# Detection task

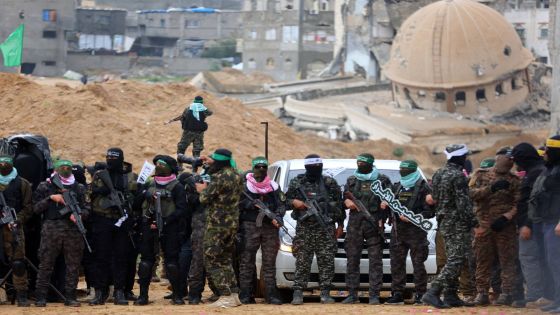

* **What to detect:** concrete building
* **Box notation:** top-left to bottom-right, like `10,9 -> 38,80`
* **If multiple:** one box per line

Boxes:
71,7 -> 131,53
505,0 -> 550,63
384,0 -> 533,116
0,0 -> 76,76
92,0 -> 243,11
241,0 -> 335,81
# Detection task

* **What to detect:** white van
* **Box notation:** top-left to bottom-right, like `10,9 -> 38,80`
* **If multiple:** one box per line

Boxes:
255,159 -> 438,301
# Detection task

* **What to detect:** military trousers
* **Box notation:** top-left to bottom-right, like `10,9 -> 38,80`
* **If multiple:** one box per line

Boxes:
188,209 -> 217,298
1,225 -> 27,291
390,224 -> 429,295
177,130 -> 204,156
204,223 -> 238,296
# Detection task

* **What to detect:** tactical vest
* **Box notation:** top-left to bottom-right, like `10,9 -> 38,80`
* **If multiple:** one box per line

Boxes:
394,179 -> 425,214
0,176 -> 23,213
45,182 -> 79,221
92,171 -> 136,218
347,175 -> 388,213
142,180 -> 180,218
530,165 -> 560,223
292,175 -> 336,221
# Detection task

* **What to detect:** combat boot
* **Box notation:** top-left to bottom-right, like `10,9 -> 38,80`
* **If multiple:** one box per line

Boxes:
35,295 -> 47,307
89,287 -> 107,305
368,294 -> 380,305
291,289 -> 303,305
414,293 -> 424,305
16,290 -> 30,307
209,294 -> 241,308
114,289 -> 129,305
188,296 -> 201,305
134,284 -> 149,306
125,290 -> 138,301
239,288 -> 256,304
443,290 -> 475,307
320,289 -> 335,304
421,285 -> 448,309
474,293 -> 490,306
341,289 -> 359,304
64,292 -> 81,307
494,293 -> 513,306
386,291 -> 404,305
265,286 -> 283,305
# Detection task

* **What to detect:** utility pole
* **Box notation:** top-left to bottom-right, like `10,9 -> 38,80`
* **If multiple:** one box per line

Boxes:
297,0 -> 305,79
261,121 -> 269,160
551,0 -> 560,135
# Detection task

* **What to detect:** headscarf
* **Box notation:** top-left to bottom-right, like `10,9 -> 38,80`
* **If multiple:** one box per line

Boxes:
190,96 -> 208,121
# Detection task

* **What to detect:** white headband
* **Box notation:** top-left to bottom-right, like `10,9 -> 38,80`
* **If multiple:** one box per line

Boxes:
304,157 -> 322,165
444,145 -> 469,160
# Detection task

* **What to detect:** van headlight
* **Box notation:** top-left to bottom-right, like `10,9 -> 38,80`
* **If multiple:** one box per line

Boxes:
279,228 -> 293,253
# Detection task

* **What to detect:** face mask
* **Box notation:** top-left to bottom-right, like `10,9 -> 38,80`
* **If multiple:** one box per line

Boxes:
0,164 -> 13,176
305,164 -> 323,180
106,158 -> 123,171
399,168 -> 415,177
357,163 -> 373,174
516,171 -> 526,178
253,166 -> 267,181
58,167 -> 73,178
155,165 -> 171,177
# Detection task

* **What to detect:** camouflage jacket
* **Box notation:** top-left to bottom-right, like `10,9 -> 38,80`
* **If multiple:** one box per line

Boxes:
469,168 -> 519,229
344,174 -> 392,217
200,167 -> 243,229
286,175 -> 344,226
432,162 -> 477,229
0,176 -> 33,225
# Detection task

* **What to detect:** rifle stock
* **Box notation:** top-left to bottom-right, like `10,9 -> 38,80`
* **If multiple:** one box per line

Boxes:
297,187 -> 332,234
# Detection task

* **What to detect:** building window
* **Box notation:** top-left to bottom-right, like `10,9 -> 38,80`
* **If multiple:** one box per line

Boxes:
321,0 -> 329,10
186,20 -> 200,28
42,30 -> 57,38
42,61 -> 56,66
495,83 -> 504,96
282,26 -> 298,43
515,27 -> 526,45
540,28 -> 548,39
504,45 -> 511,56
476,88 -> 487,102
265,29 -> 277,40
160,19 -> 166,27
454,91 -> 466,106
511,77 -> 523,90
394,85 -> 399,94
42,9 -> 57,22
266,57 -> 275,69
284,58 -> 293,69
248,58 -> 256,69
435,92 -> 446,102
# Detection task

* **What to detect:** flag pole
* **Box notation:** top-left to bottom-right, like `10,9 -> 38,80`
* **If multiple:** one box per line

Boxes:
19,11 -> 24,74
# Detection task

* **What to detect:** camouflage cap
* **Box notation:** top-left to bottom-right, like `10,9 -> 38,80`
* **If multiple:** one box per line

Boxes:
0,156 -> 13,165
496,146 -> 513,156
480,157 -> 495,168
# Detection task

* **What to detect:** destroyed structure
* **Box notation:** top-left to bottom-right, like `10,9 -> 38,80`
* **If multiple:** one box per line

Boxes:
383,0 -> 534,116
241,0 -> 335,81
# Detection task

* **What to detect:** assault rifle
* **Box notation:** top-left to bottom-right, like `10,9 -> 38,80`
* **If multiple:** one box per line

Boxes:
344,191 -> 378,228
164,114 -> 182,125
153,191 -> 164,237
297,187 -> 332,234
242,191 -> 293,240
0,191 -> 19,244
52,175 -> 93,253
97,170 -> 136,248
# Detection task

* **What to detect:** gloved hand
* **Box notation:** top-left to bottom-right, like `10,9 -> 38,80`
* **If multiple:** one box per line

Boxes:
490,215 -> 510,232
491,180 -> 510,193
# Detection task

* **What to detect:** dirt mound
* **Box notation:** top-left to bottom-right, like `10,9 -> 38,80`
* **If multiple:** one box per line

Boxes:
211,68 -> 276,85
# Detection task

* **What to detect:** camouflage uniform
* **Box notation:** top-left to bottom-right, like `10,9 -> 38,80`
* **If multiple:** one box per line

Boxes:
390,178 -> 434,296
469,168 -> 520,295
430,162 -> 477,294
177,108 -> 213,157
343,175 -> 391,296
238,182 -> 286,301
188,206 -> 218,300
286,175 -> 343,291
0,176 -> 33,293
32,180 -> 88,300
200,167 -> 243,296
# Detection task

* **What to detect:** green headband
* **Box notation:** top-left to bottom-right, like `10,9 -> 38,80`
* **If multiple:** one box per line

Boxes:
480,158 -> 495,168
211,153 -> 238,169
0,156 -> 13,165
400,160 -> 418,170
156,159 -> 171,170
252,157 -> 268,168
357,155 -> 374,164
54,159 -> 73,169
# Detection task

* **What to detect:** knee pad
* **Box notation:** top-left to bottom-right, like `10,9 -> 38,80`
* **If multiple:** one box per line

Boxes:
165,263 -> 179,278
138,261 -> 153,279
12,259 -> 26,277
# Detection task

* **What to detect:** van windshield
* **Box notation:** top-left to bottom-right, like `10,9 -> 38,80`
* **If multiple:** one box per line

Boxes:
286,168 -> 401,187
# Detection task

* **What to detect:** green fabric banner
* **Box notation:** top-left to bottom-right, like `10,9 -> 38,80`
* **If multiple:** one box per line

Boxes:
0,24 -> 24,67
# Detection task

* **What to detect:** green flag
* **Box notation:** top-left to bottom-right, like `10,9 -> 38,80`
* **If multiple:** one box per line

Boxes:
0,24 -> 24,67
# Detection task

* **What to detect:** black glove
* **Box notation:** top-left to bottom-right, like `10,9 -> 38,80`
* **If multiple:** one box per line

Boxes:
490,180 -> 510,193
92,186 -> 111,196
490,215 -> 509,232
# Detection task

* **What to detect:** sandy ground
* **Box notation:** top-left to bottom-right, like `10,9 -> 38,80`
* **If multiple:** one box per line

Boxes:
0,279 -> 545,315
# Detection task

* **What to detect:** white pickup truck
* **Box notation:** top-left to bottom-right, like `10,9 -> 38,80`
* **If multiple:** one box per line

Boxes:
255,159 -> 438,301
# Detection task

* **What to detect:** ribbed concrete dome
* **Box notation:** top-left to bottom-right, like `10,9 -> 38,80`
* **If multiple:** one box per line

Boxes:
384,0 -> 533,89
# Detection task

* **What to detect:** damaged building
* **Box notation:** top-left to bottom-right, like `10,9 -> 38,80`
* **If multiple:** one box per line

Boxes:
241,0 -> 336,81
383,0 -> 534,115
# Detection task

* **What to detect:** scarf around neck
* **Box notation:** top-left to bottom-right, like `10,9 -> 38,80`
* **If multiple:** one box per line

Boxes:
353,167 -> 379,182
189,102 -> 208,121
49,172 -> 76,186
0,168 -> 18,186
246,173 -> 278,194
400,170 -> 421,189
154,174 -> 177,186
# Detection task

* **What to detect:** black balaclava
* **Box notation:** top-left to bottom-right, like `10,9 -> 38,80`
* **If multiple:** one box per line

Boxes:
512,142 -> 542,171
357,153 -> 374,174
106,147 -> 124,172
449,155 -> 467,168
207,148 -> 232,175
545,135 -> 560,165
153,155 -> 178,176
304,154 -> 323,182
72,164 -> 87,185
